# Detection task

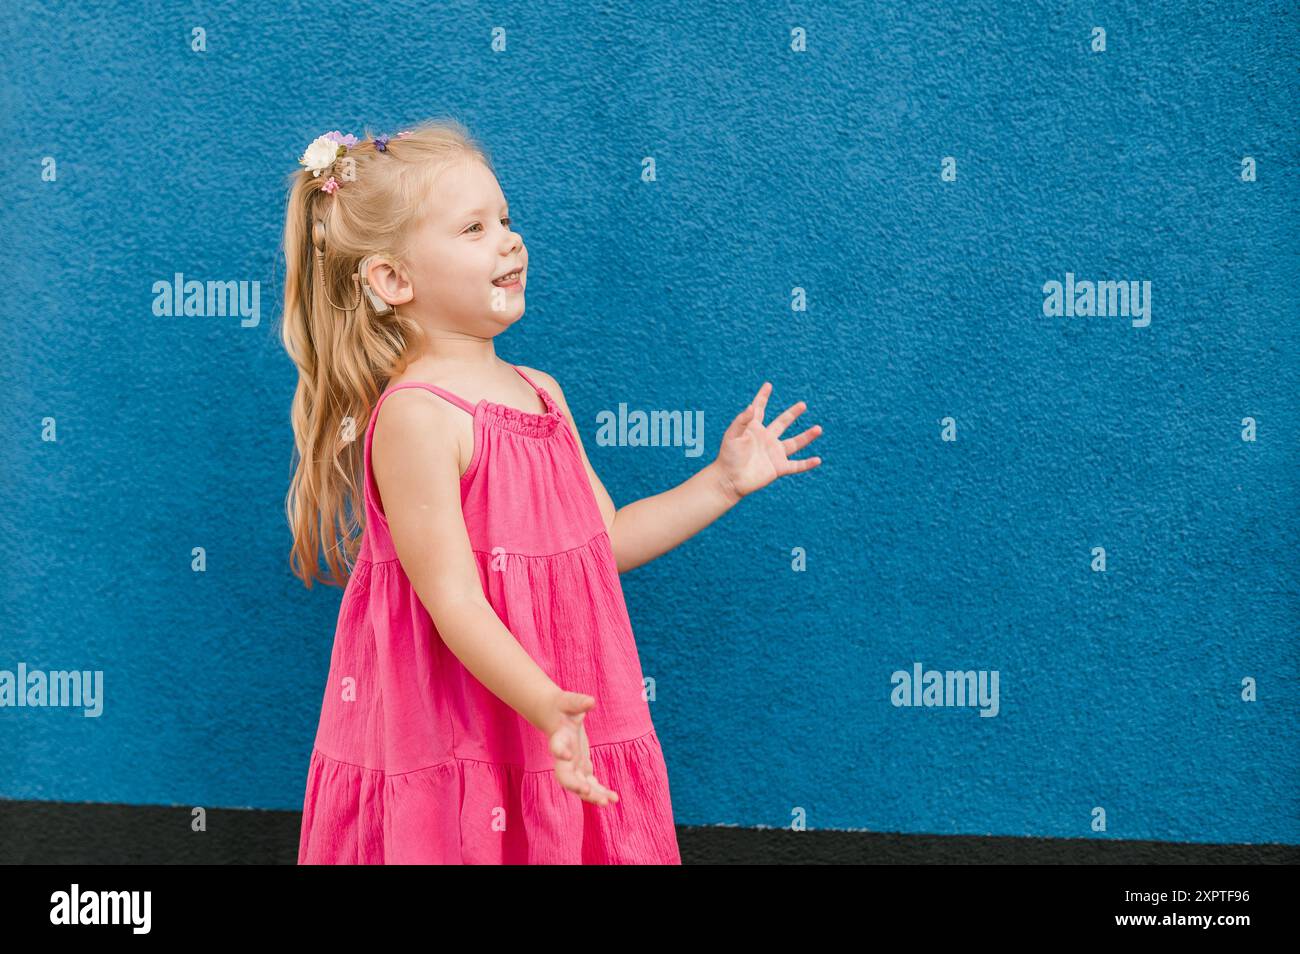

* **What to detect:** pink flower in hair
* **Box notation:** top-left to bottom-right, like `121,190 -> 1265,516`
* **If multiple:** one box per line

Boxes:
323,130 -> 359,148
321,176 -> 340,194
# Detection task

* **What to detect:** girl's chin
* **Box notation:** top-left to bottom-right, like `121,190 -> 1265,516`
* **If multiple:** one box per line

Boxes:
487,300 -> 525,322
488,287 -> 525,309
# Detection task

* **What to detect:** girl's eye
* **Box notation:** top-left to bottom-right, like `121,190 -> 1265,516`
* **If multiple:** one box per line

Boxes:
466,217 -> 513,234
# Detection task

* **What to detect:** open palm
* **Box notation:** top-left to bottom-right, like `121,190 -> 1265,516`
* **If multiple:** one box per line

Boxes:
714,381 -> 823,500
548,698 -> 619,807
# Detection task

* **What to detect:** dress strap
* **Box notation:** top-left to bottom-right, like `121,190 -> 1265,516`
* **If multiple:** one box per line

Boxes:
509,364 -> 546,401
379,381 -> 478,416
362,382 -> 476,525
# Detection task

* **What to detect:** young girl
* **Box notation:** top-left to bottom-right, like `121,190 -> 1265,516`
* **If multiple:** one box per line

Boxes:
282,119 -> 824,865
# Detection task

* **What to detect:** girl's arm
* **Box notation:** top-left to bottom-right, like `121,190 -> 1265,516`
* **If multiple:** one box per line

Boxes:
605,463 -> 739,573
372,390 -> 564,730
530,370 -> 823,575
374,391 -> 620,806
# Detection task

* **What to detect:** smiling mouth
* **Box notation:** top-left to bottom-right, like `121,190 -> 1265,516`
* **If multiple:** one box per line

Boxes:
491,270 -> 523,287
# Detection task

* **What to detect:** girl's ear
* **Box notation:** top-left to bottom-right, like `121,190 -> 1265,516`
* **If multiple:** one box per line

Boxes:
358,256 -> 397,316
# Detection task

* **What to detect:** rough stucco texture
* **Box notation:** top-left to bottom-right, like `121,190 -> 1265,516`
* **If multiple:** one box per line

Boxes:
1,1 -> 1296,846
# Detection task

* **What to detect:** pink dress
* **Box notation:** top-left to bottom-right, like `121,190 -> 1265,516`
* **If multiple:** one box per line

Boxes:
297,363 -> 682,864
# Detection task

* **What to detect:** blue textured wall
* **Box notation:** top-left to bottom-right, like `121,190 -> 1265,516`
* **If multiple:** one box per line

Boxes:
2,1 -> 1296,846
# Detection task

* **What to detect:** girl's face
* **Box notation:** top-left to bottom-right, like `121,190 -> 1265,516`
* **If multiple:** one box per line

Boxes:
399,158 -> 528,333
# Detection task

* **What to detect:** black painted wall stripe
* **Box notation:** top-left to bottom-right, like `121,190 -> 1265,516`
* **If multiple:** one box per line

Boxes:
1,800 -> 1295,864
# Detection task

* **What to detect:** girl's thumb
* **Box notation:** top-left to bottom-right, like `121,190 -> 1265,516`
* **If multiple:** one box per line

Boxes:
562,691 -> 596,712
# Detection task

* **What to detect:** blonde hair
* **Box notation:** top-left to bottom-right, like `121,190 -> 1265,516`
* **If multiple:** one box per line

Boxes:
279,117 -> 494,589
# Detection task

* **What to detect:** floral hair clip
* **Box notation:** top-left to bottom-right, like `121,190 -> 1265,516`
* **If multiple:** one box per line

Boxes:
374,129 -> 414,153
299,130 -> 358,178
300,128 -> 415,193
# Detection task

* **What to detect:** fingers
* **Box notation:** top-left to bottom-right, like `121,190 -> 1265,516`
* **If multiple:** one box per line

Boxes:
725,402 -> 756,440
781,422 -> 823,455
554,761 -> 620,805
768,399 -> 809,435
751,381 -> 771,424
745,384 -> 823,443
783,454 -> 822,474
580,776 -> 619,805
571,769 -> 618,805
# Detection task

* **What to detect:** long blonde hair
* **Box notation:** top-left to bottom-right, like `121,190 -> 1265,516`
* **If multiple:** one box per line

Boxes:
279,117 -> 494,589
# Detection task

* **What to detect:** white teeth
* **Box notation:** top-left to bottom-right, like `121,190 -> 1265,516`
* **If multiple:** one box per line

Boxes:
494,271 -> 520,284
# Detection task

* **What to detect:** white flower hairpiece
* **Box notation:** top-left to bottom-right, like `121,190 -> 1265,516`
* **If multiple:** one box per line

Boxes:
299,130 -> 358,177
297,128 -> 413,194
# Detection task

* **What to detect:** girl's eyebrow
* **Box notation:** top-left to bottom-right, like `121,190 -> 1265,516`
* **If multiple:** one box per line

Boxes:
457,203 -> 509,217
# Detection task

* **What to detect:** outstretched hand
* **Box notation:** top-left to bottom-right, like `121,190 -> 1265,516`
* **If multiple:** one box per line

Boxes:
547,690 -> 620,807
713,381 -> 824,501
